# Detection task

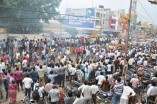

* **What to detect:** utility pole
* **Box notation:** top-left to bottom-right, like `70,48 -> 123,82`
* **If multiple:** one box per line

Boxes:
124,0 -> 133,72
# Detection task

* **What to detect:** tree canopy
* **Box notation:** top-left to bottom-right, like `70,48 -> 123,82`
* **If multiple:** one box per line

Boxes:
0,0 -> 62,34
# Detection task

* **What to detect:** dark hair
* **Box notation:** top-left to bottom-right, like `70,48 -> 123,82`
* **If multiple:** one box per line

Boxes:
152,82 -> 156,86
84,80 -> 88,85
50,71 -> 53,74
105,76 -> 108,80
27,74 -> 30,77
117,77 -> 121,83
100,72 -> 103,75
12,80 -> 16,84
39,65 -> 42,69
68,90 -> 73,97
32,67 -> 35,71
128,82 -> 132,87
76,91 -> 81,98
16,67 -> 19,70
47,78 -> 51,83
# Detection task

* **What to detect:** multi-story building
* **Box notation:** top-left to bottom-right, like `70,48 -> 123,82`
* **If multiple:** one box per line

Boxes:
64,7 -> 111,34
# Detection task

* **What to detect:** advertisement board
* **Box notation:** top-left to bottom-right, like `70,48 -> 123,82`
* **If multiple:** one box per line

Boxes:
65,8 -> 95,28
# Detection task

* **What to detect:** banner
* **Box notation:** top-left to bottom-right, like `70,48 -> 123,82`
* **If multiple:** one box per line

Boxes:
65,8 -> 95,28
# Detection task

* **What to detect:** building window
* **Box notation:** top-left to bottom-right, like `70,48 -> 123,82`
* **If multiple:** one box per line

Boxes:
111,19 -> 116,24
96,13 -> 100,17
96,20 -> 100,25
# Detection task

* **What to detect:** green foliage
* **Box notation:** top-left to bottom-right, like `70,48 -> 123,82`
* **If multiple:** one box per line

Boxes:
65,28 -> 78,36
0,0 -> 62,34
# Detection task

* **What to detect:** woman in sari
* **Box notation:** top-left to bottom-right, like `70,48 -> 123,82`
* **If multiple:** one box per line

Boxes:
9,80 -> 17,104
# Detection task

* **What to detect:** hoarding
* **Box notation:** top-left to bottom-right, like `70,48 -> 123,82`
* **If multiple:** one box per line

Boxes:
65,8 -> 95,28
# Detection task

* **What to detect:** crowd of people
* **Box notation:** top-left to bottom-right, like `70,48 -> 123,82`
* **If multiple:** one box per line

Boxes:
0,36 -> 157,104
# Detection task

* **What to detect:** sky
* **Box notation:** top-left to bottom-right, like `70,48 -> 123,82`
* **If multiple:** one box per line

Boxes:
59,0 -> 157,26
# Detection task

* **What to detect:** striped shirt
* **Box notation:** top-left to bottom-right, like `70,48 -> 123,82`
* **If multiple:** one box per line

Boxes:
114,82 -> 124,95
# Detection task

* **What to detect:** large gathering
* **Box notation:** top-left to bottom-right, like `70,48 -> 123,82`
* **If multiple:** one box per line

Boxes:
0,35 -> 157,104
0,0 -> 157,104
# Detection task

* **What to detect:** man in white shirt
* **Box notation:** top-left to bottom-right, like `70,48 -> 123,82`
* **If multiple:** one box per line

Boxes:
1,60 -> 5,70
96,72 -> 105,86
128,57 -> 135,70
120,83 -> 135,104
69,64 -> 76,82
82,83 -> 92,104
73,91 -> 86,104
23,74 -> 33,98
65,48 -> 70,61
22,57 -> 28,68
90,82 -> 99,104
154,63 -> 157,72
147,82 -> 157,103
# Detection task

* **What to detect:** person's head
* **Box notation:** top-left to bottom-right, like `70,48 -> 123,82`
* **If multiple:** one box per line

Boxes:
2,69 -> 5,73
76,91 -> 81,98
16,67 -> 19,71
47,64 -> 51,67
128,82 -> 132,87
32,67 -> 35,71
117,77 -> 121,83
105,76 -> 108,80
39,65 -> 42,69
72,64 -> 75,68
27,64 -> 30,67
12,80 -> 16,84
84,80 -> 88,85
47,78 -> 51,83
4,72 -> 7,76
68,90 -> 73,97
151,81 -> 156,86
52,85 -> 58,89
100,72 -> 103,75
27,74 -> 30,77
50,71 -> 53,74
155,72 -> 157,77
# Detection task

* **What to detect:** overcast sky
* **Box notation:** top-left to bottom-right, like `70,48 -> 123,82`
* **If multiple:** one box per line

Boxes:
59,0 -> 157,26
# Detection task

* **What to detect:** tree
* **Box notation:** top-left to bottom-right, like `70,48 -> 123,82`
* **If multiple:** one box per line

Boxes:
0,0 -> 62,33
65,28 -> 78,36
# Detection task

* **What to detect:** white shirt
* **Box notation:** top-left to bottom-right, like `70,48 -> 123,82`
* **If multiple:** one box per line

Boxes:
107,64 -> 112,72
22,60 -> 28,67
78,84 -> 86,97
23,77 -> 33,89
35,65 -> 40,72
1,62 -> 5,69
90,85 -> 99,94
143,60 -> 148,66
96,75 -> 105,85
147,86 -> 157,96
69,67 -> 76,75
82,85 -> 92,99
128,58 -> 135,65
154,66 -> 157,71
121,86 -> 135,100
